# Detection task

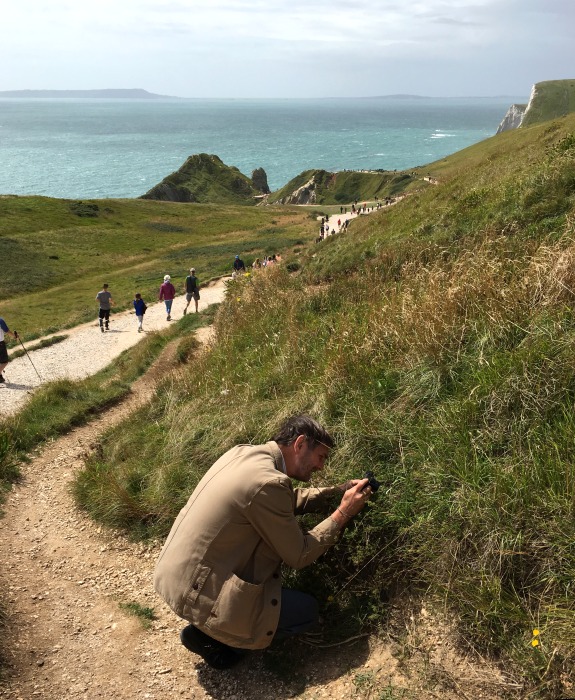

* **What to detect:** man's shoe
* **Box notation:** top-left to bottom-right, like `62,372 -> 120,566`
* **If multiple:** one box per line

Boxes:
183,308 -> 187,316
180,624 -> 244,670
100,326 -> 104,333
0,374 -> 5,383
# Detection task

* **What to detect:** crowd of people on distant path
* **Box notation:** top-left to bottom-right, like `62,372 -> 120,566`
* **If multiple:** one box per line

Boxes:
317,196 -> 402,242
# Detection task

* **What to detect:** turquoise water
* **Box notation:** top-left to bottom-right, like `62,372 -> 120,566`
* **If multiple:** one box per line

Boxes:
0,97 -> 523,199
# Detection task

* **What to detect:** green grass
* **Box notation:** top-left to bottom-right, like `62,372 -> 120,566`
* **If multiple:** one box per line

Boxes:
142,153 -> 260,204
268,169 -> 417,205
72,113 -> 575,696
118,601 -> 156,629
0,197 -> 311,340
521,79 -> 575,128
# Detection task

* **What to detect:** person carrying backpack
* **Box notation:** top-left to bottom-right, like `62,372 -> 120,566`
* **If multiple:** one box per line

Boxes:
133,293 -> 147,332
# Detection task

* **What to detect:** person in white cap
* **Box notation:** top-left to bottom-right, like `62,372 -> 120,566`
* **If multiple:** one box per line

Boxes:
159,274 -> 176,321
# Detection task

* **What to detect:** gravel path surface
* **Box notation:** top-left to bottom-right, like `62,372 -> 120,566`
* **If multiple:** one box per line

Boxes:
0,278 -> 229,416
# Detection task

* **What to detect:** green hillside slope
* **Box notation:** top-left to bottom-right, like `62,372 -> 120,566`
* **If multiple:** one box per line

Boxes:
521,79 -> 575,127
75,113 -> 575,694
0,196 -> 310,336
268,168 -> 420,205
141,153 -> 262,204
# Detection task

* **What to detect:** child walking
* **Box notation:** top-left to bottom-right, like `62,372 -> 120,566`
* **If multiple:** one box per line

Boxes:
133,293 -> 147,332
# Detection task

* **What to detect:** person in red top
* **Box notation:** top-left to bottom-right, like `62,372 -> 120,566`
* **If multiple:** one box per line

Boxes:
159,274 -> 176,321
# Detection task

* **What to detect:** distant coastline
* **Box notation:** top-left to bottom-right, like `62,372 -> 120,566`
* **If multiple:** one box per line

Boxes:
0,88 -> 176,99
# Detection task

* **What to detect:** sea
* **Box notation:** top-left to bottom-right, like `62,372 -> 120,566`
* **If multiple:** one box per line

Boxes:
0,96 -> 525,200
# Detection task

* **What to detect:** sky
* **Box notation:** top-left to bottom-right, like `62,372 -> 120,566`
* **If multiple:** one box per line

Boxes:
1,0 -> 573,98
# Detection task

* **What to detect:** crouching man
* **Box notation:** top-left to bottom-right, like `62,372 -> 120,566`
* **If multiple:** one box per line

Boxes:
154,414 -> 371,669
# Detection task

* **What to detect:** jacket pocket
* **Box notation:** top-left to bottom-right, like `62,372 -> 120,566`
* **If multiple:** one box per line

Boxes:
205,573 -> 264,639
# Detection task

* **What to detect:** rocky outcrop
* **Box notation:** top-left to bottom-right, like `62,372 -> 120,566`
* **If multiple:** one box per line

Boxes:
496,104 -> 527,134
277,176 -> 318,205
251,168 -> 270,194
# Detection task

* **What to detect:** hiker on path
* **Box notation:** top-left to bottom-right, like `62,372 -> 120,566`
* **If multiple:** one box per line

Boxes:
0,316 -> 18,383
96,284 -> 114,333
232,255 -> 246,279
183,268 -> 200,315
154,414 -> 372,670
133,293 -> 147,333
159,275 -> 176,321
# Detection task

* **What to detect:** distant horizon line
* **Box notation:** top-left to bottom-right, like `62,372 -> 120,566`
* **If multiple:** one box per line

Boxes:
0,88 -> 528,101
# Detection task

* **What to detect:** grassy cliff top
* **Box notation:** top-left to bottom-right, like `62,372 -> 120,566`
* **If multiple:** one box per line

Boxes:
521,79 -> 575,127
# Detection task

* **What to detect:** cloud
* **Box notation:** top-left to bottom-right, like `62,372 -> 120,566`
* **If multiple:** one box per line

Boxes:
0,0 -> 572,96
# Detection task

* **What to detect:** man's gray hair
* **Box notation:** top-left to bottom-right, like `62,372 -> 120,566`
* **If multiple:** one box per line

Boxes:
272,414 -> 334,449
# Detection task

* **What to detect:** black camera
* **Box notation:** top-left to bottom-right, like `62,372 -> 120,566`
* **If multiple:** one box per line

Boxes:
362,471 -> 381,493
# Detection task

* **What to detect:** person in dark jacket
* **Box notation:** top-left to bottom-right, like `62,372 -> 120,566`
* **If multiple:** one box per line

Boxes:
183,268 -> 200,315
0,316 -> 18,383
232,255 -> 246,278
133,293 -> 147,332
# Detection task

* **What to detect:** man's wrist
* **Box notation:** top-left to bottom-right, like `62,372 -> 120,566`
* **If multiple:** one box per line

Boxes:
331,506 -> 352,529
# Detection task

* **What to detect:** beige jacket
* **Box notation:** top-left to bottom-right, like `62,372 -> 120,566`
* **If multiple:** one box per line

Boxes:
153,441 -> 341,649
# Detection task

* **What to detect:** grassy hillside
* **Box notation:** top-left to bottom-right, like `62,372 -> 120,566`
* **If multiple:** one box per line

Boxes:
522,79 -> 575,128
141,153 -> 261,204
0,196 -> 311,339
268,168 -> 421,205
74,113 -> 575,695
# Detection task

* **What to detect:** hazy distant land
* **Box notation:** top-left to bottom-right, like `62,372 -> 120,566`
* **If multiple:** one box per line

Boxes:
0,89 -> 175,99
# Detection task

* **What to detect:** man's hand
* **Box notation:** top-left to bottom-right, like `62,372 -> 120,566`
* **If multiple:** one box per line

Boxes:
340,479 -> 371,517
331,479 -> 371,528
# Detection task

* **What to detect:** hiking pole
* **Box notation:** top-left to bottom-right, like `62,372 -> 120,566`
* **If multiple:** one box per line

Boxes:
16,333 -> 43,382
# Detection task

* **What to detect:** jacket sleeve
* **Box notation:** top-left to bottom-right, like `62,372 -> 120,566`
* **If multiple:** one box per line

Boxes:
246,479 -> 341,570
294,486 -> 341,514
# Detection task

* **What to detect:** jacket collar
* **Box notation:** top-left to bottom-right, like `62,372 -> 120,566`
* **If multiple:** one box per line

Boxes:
266,441 -> 286,474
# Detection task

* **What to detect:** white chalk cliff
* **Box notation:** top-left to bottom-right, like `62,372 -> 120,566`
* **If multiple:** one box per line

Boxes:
496,103 -> 528,134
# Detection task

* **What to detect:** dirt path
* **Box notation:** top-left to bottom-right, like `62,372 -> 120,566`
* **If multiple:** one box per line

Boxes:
0,278 -> 229,416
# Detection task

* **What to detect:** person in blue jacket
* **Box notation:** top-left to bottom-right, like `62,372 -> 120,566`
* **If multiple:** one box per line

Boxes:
133,293 -> 147,333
